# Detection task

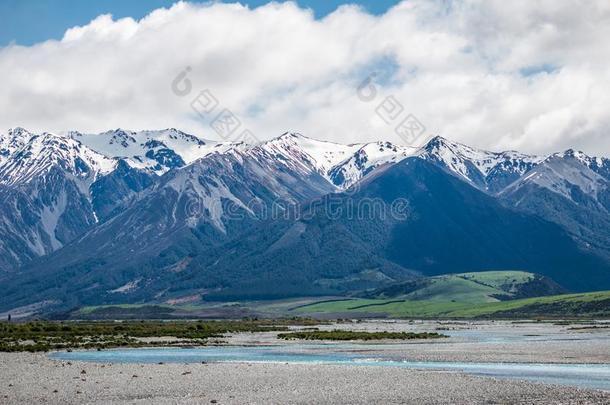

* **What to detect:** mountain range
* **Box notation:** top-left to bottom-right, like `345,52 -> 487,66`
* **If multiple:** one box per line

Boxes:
1,127 -> 610,315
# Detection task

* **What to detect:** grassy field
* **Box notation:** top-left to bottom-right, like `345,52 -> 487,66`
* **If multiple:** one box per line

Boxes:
399,274 -> 513,303
76,304 -> 176,315
72,290 -> 610,320
364,270 -> 559,303
72,297 -> 332,320
37,272 -> 609,321
457,271 -> 533,289
0,319 -> 322,352
294,290 -> 610,319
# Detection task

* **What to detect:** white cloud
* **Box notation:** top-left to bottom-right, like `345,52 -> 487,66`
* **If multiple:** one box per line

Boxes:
1,0 -> 610,156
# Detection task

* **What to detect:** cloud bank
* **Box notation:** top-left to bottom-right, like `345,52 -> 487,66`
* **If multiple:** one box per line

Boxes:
2,0 -> 610,155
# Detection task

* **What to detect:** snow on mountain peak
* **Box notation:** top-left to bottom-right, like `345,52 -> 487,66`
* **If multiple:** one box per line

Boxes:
1,127 -> 36,165
268,132 -> 360,170
70,128 -> 230,175
7,126 -> 608,201
502,150 -> 608,202
255,132 -> 422,189
555,149 -> 596,166
7,127 -> 33,138
422,136 -> 499,175
543,150 -> 610,179
328,141 -> 417,188
418,135 -> 543,190
253,132 -> 362,183
0,130 -> 115,186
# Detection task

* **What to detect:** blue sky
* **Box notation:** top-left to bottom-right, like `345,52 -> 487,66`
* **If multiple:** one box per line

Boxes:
0,0 -> 399,46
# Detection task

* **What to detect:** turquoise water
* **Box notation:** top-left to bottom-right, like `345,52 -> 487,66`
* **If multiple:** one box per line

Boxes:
51,346 -> 610,391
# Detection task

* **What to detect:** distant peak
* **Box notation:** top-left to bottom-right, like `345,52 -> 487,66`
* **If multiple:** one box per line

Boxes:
422,135 -> 466,152
8,127 -> 32,137
161,128 -> 191,136
555,148 -> 590,161
66,130 -> 83,137
105,128 -> 135,136
555,148 -> 584,157
276,131 -> 308,140
565,148 -> 588,156
427,135 -> 449,144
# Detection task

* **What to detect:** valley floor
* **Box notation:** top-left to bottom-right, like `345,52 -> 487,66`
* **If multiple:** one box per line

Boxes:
2,320 -> 610,404
3,353 -> 610,405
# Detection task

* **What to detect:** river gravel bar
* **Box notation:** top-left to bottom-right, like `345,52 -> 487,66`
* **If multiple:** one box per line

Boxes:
2,352 -> 610,404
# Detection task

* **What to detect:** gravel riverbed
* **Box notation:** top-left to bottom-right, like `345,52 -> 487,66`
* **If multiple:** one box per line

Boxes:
2,352 -> 610,404
3,320 -> 610,404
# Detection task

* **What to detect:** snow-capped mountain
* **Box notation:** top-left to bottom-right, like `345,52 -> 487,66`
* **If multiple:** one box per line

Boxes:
499,149 -> 610,257
1,128 -> 547,195
69,128 -> 237,175
10,146 -> 337,294
0,131 -> 115,186
252,132 -> 361,181
253,132 -> 416,189
5,155 -> 610,314
0,129 -> 152,270
0,131 -> 115,270
559,149 -> 610,181
3,125 -> 610,313
2,125 -> 610,278
329,141 -> 417,188
0,127 -> 34,167
418,136 -> 543,192
418,138 -> 610,257
503,151 -> 609,203
250,133 -> 544,192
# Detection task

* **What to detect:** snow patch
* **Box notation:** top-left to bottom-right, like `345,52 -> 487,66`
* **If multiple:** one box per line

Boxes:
108,278 -> 142,293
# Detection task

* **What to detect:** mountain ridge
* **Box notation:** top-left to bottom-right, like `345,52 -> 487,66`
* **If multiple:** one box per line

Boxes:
2,127 -> 610,315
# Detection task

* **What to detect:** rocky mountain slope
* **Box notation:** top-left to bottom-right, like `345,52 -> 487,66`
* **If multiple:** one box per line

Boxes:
1,127 -> 610,314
